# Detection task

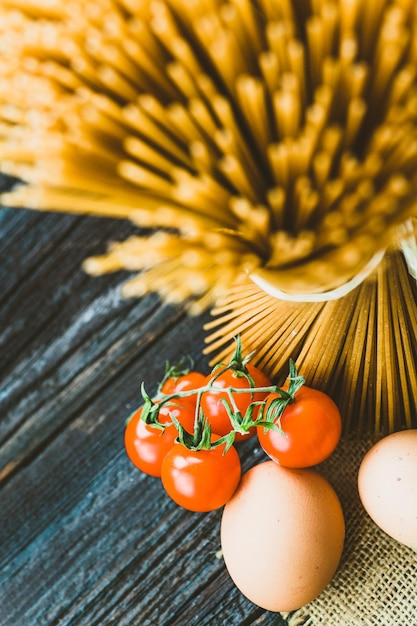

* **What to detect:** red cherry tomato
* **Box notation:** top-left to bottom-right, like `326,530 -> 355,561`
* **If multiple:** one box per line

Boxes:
124,401 -> 195,477
160,370 -> 206,413
257,387 -> 342,468
200,364 -> 272,441
160,370 -> 206,395
161,436 -> 242,512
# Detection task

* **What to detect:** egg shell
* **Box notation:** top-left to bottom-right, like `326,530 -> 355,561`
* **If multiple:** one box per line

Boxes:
220,460 -> 345,612
358,429 -> 417,551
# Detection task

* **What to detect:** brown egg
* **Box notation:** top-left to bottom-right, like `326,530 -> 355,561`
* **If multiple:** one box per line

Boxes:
358,429 -> 417,550
220,460 -> 345,612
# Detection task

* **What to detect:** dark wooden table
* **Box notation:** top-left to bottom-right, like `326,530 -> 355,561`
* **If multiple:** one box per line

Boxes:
0,175 -> 287,625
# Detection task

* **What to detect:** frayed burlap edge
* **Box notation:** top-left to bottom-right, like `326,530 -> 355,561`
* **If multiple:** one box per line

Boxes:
280,437 -> 417,626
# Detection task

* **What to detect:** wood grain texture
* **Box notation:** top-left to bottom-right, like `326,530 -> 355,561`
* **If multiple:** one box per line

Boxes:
0,179 -> 287,626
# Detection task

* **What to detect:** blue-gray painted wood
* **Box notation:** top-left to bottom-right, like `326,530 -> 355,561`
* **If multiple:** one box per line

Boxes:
0,178 -> 287,626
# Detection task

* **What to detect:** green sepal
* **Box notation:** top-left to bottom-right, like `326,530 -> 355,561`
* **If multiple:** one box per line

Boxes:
171,406 -> 237,454
210,335 -> 256,382
286,359 -> 305,398
256,359 -> 305,432
228,335 -> 256,373
157,355 -> 194,393
171,407 -> 213,451
211,430 -> 236,454
138,383 -> 166,431
220,396 -> 265,436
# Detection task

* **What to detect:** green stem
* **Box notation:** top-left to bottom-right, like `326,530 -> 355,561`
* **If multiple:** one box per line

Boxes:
139,354 -> 306,451
156,383 -> 279,407
256,359 -> 305,431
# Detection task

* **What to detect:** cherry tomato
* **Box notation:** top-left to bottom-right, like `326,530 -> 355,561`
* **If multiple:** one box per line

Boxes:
160,370 -> 206,414
200,364 -> 272,441
124,401 -> 195,477
160,370 -> 206,395
257,387 -> 342,468
161,436 -> 242,512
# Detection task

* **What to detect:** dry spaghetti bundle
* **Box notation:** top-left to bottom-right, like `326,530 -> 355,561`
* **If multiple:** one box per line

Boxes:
205,250 -> 417,435
1,0 -> 417,433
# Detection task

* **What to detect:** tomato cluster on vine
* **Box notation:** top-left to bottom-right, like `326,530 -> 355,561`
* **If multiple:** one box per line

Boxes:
124,337 -> 342,513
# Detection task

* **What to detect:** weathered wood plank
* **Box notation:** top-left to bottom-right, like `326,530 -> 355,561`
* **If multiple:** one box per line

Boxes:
0,414 -> 280,625
0,211 -> 135,370
0,205 -> 288,625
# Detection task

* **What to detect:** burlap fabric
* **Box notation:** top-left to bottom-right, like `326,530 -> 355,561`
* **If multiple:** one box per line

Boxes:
282,437 -> 417,626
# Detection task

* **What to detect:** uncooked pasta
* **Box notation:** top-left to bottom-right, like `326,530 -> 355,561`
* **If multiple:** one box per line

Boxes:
1,0 -> 417,433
